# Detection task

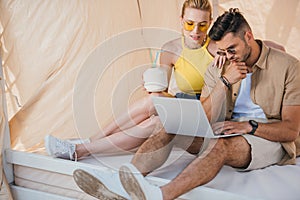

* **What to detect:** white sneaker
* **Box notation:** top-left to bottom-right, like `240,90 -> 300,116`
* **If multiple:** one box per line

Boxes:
73,168 -> 130,200
119,163 -> 163,200
44,135 -> 76,160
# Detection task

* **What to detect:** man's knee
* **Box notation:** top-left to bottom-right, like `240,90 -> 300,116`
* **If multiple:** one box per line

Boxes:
156,128 -> 175,141
204,137 -> 251,167
206,138 -> 227,155
202,138 -> 237,159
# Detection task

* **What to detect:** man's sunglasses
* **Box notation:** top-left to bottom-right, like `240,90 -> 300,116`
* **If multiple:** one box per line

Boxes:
217,48 -> 236,56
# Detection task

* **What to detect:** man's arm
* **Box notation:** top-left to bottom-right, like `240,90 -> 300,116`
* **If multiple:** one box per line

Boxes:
200,59 -> 228,122
216,105 -> 300,142
201,61 -> 248,122
255,105 -> 300,142
200,79 -> 227,123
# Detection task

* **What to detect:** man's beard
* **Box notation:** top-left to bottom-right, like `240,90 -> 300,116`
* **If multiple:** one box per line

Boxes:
241,44 -> 251,63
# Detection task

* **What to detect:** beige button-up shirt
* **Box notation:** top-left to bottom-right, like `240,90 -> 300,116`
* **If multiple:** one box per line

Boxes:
202,40 -> 300,165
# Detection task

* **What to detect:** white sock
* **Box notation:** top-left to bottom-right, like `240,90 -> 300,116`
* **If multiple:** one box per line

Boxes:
67,138 -> 91,144
82,138 -> 91,143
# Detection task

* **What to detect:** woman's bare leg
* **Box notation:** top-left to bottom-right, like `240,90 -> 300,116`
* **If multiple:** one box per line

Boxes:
76,116 -> 163,158
90,92 -> 170,141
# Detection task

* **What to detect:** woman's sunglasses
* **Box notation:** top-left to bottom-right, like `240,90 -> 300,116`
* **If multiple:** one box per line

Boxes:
183,19 -> 209,32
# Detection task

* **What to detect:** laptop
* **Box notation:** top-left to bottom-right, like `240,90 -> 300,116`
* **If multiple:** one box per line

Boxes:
151,96 -> 242,138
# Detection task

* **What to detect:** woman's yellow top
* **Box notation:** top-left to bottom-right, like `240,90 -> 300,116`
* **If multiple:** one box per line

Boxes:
174,37 -> 214,95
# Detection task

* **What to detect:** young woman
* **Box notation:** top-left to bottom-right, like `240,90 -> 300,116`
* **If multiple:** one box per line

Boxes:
45,0 -> 284,160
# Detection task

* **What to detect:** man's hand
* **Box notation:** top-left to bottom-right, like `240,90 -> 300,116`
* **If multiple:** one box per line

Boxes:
212,121 -> 252,135
223,61 -> 248,84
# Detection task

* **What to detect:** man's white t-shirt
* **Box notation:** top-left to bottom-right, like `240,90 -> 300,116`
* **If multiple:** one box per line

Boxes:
232,73 -> 266,119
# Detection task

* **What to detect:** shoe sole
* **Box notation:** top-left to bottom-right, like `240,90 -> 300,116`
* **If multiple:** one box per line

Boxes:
73,169 -> 127,200
119,165 -> 146,200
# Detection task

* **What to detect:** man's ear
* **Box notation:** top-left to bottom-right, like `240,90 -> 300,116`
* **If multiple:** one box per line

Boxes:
245,31 -> 253,43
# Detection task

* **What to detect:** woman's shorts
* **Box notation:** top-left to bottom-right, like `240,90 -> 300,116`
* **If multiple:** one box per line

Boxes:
175,92 -> 200,100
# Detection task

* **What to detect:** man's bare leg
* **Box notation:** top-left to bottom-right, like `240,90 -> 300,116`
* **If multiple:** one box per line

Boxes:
131,130 -> 204,176
161,136 -> 251,200
131,129 -> 175,175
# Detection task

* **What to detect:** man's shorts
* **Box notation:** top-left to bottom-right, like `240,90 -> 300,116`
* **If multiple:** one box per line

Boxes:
238,134 -> 285,171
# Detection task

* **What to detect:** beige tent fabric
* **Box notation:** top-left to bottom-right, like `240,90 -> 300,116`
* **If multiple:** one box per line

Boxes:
217,0 -> 300,58
0,0 -> 183,151
0,1 -> 299,197
2,0 -> 298,151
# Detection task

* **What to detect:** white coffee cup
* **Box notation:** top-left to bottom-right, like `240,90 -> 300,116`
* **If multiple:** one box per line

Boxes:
143,67 -> 168,92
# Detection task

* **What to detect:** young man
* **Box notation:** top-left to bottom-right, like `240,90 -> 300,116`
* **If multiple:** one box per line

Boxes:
73,8 -> 300,200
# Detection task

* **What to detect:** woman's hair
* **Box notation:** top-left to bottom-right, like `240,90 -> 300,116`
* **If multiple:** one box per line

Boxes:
181,0 -> 212,19
208,8 -> 251,41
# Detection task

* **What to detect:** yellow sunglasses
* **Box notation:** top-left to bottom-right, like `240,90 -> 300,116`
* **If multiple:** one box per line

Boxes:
183,19 -> 209,32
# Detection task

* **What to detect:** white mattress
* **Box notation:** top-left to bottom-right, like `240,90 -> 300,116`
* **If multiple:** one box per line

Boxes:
13,149 -> 300,200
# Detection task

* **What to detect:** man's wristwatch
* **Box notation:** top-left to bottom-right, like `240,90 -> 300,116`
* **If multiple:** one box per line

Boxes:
248,120 -> 258,135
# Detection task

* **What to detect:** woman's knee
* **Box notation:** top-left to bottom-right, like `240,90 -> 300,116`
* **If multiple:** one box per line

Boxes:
131,95 -> 156,116
144,94 -> 157,114
147,92 -> 173,115
141,115 -> 163,135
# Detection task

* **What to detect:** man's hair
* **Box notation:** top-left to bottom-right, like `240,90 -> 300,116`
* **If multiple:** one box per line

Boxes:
181,0 -> 212,19
208,8 -> 251,41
